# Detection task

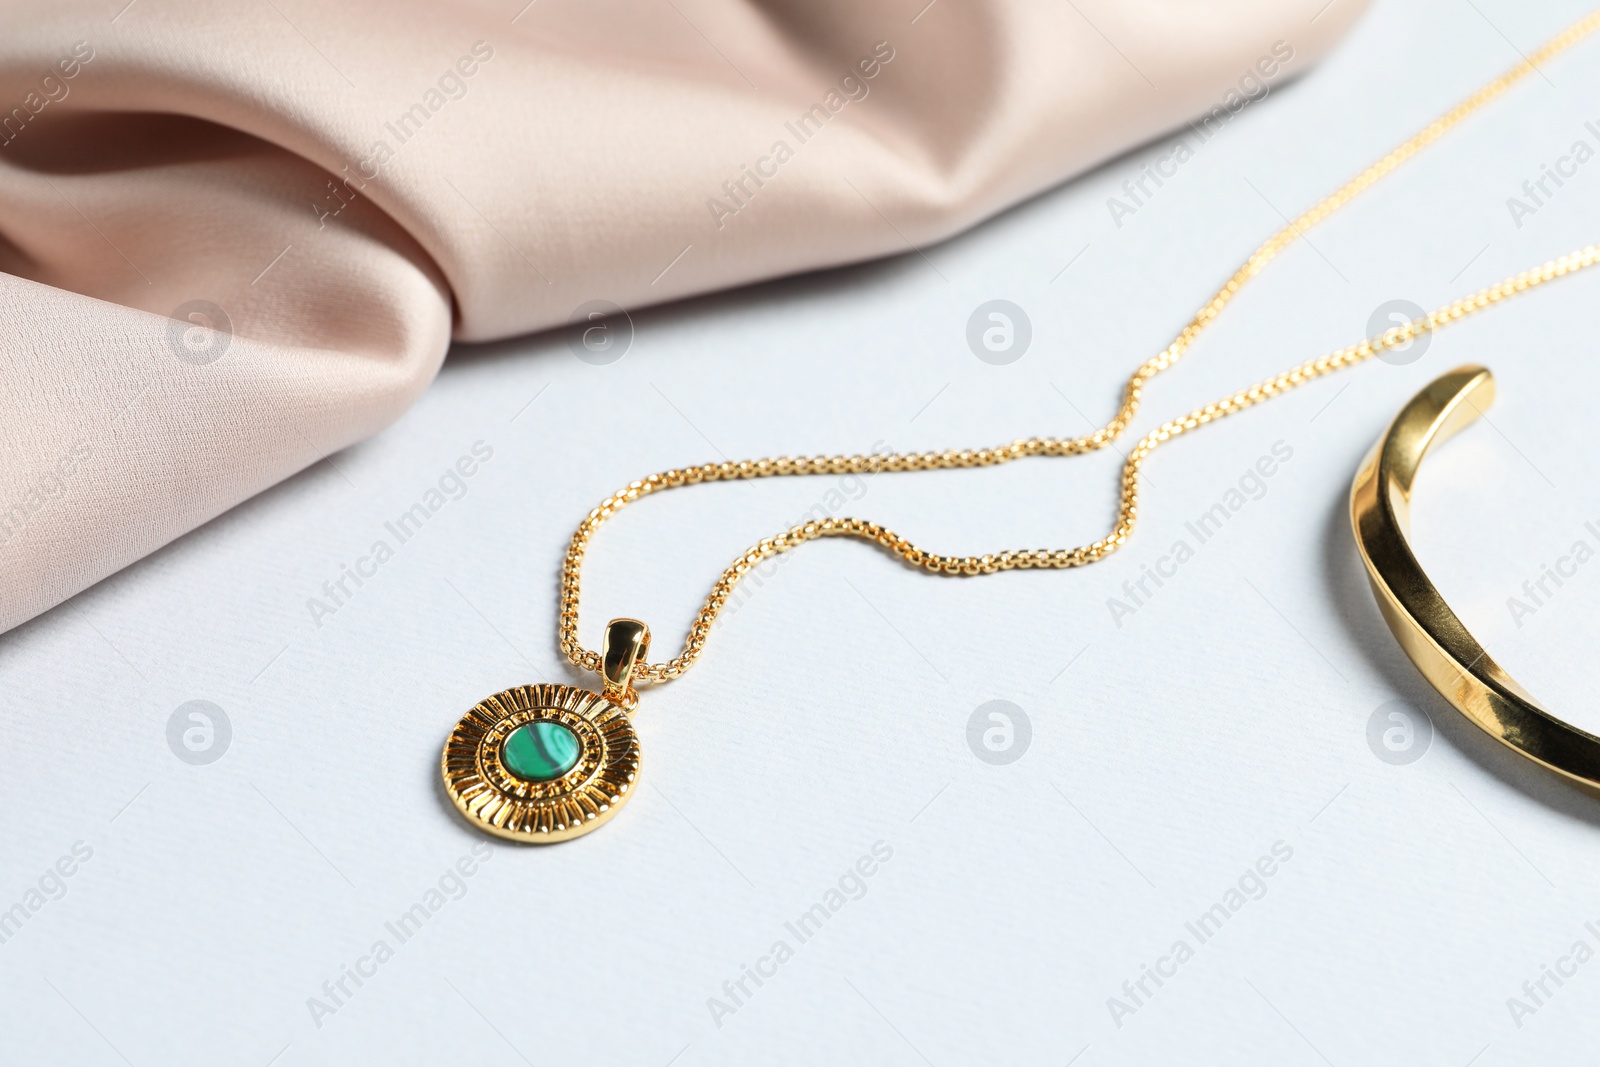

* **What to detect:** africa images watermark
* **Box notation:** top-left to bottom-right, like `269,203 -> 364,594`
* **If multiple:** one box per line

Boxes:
0,440 -> 91,549
1106,40 -> 1295,228
1504,920 -> 1600,1030
1504,120 -> 1600,230
0,841 -> 94,948
968,700 -> 1031,765
1107,840 -> 1294,1028
966,300 -> 1032,365
0,40 -> 95,148
306,842 -> 494,1028
705,840 -> 895,1028
1504,519 -> 1600,629
715,440 -> 892,625
313,40 -> 496,228
166,700 -> 232,766
1366,699 -> 1431,766
1105,440 -> 1294,628
705,41 -> 896,230
306,440 -> 494,628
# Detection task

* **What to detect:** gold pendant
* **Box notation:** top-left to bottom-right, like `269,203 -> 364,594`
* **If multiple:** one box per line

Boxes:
441,619 -> 649,843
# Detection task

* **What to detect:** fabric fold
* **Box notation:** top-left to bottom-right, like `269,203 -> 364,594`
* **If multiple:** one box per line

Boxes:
0,0 -> 1366,633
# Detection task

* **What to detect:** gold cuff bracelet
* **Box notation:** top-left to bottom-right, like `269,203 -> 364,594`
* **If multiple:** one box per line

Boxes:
1351,365 -> 1600,791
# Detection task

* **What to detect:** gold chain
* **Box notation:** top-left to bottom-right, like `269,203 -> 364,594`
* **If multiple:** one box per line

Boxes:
560,11 -> 1600,687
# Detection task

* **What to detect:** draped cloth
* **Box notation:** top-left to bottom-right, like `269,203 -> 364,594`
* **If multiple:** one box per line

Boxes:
0,0 -> 1365,634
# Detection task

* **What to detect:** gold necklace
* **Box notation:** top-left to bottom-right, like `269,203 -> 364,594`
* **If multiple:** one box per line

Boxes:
443,11 -> 1600,843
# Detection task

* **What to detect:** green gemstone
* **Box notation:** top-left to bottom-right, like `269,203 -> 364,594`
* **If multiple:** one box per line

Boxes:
502,722 -> 581,781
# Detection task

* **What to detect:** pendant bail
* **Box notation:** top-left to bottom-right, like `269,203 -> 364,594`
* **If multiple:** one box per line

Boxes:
601,618 -> 650,712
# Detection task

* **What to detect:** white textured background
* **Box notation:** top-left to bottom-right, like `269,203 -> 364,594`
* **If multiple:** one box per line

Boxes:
6,0 -> 1600,1063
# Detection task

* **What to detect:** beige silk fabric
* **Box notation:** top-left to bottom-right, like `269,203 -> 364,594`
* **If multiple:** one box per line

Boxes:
0,0 -> 1365,634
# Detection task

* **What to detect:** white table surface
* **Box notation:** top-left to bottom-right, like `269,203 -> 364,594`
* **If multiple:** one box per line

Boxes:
7,0 -> 1600,1062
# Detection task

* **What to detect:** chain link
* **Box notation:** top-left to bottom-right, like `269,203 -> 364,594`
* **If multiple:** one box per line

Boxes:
561,11 -> 1600,686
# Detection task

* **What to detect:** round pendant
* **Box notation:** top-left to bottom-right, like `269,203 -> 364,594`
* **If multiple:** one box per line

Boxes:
440,683 -> 640,844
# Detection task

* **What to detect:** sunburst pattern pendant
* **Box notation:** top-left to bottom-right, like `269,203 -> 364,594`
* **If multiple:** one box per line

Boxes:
441,619 -> 650,844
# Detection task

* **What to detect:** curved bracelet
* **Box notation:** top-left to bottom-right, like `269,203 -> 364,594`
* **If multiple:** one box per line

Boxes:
1350,365 -> 1600,790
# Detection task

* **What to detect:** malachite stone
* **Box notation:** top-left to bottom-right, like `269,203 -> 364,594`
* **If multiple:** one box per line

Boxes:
502,721 -> 581,781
